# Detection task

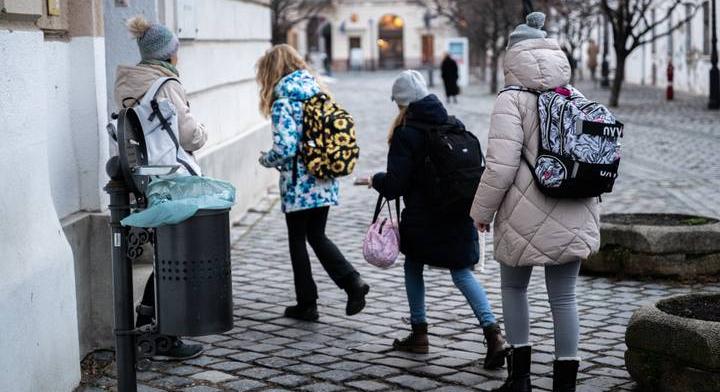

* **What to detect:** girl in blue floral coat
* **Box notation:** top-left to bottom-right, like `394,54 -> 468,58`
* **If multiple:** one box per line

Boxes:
256,44 -> 369,321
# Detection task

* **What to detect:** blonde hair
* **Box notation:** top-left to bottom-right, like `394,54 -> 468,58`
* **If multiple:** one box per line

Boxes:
256,44 -> 320,117
126,15 -> 151,38
387,106 -> 407,144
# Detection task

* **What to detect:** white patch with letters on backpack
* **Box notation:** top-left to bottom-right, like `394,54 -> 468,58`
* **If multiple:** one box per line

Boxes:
500,85 -> 623,198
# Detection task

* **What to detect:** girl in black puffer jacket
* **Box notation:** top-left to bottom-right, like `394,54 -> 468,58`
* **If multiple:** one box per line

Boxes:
368,71 -> 505,370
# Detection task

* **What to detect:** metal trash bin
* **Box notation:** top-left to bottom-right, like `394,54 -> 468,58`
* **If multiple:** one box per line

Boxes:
154,208 -> 233,336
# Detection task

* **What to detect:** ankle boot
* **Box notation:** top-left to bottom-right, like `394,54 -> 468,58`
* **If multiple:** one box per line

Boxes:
492,345 -> 532,392
552,360 -> 579,392
344,275 -> 370,316
284,303 -> 319,321
482,323 -> 506,370
392,322 -> 429,353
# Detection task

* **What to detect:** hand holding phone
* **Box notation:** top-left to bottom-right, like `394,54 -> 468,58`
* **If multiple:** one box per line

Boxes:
353,177 -> 371,187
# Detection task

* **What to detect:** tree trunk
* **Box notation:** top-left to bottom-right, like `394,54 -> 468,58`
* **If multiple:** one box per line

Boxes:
609,54 -> 626,107
271,25 -> 288,45
490,52 -> 499,93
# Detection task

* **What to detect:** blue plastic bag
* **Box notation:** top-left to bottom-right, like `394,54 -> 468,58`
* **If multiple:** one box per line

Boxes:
121,176 -> 236,227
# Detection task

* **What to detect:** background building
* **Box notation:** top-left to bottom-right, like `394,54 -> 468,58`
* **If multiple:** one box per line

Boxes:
574,0 -> 718,96
288,0 -> 460,72
0,1 -> 273,390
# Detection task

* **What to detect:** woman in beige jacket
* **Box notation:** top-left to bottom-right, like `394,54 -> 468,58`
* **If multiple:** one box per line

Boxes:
470,13 -> 600,392
113,15 -> 207,361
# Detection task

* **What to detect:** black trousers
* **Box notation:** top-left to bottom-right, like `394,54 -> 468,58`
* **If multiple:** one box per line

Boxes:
285,206 -> 357,305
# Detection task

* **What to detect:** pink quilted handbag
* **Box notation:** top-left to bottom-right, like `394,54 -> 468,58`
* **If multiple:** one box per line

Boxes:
363,195 -> 400,269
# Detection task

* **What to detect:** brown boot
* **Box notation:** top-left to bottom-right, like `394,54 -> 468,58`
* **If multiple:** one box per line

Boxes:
483,323 -> 506,369
392,322 -> 429,353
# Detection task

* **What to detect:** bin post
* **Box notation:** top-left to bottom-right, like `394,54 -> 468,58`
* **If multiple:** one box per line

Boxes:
104,156 -> 138,392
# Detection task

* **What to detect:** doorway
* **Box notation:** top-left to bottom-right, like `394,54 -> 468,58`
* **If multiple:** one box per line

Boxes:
421,34 -> 434,66
378,14 -> 404,69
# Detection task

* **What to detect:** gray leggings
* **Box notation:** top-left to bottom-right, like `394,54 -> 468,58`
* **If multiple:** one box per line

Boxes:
500,260 -> 581,359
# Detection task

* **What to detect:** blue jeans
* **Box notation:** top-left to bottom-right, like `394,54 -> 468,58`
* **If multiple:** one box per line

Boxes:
404,261 -> 497,327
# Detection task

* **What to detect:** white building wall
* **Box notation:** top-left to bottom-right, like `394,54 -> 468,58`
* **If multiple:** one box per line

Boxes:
0,29 -> 81,392
159,0 -> 276,220
292,0 -> 458,71
47,37 -> 109,219
585,0 -> 719,96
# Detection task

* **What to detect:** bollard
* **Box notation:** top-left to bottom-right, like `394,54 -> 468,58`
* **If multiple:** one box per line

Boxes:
666,61 -> 674,101
105,156 -> 138,392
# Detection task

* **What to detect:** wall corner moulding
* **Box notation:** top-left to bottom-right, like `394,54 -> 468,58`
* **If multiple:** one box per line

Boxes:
0,0 -> 43,20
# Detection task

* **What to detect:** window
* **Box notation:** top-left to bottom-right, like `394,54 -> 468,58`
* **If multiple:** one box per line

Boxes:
703,1 -> 711,55
349,37 -> 361,49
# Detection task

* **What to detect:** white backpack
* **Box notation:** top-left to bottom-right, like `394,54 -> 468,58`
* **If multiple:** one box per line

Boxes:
112,77 -> 201,176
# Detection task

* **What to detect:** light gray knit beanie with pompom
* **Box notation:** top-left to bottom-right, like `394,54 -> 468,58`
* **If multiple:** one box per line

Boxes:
126,15 -> 179,61
508,12 -> 547,48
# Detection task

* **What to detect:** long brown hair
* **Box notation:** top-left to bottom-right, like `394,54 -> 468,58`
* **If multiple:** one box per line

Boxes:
387,106 -> 407,144
256,44 -> 313,117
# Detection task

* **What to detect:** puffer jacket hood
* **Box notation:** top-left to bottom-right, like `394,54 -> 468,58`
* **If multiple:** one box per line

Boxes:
470,38 -> 599,267
405,94 -> 448,125
503,38 -> 571,90
275,69 -> 320,101
114,64 -> 175,108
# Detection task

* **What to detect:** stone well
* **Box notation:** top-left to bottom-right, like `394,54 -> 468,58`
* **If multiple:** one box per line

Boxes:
625,293 -> 720,392
583,213 -> 720,279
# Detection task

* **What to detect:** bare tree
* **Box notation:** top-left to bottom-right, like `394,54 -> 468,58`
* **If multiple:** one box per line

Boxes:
551,0 -> 599,82
244,0 -> 334,45
419,0 -> 522,92
600,0 -> 699,106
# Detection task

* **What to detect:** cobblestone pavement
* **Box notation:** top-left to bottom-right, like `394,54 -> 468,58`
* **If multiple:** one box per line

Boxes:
81,73 -> 720,392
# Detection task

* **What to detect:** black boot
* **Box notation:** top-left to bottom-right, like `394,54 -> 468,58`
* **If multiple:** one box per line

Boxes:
482,323 -> 506,370
392,322 -> 429,354
552,360 -> 579,392
284,303 -> 319,322
492,346 -> 532,392
344,274 -> 370,316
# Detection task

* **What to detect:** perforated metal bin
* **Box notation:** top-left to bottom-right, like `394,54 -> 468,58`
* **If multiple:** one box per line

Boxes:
154,209 -> 233,336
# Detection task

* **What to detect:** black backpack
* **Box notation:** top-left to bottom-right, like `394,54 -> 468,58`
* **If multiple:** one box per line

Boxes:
406,116 -> 485,215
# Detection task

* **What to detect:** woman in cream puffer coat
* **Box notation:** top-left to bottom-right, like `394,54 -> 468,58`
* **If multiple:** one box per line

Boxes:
470,12 -> 600,392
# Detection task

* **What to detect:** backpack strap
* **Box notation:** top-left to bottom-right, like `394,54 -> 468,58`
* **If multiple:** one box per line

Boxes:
140,77 -> 180,106
141,77 -> 198,176
499,85 -> 542,95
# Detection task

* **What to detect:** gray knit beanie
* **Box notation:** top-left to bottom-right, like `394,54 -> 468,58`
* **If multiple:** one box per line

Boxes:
508,12 -> 547,48
391,70 -> 430,107
127,16 -> 179,61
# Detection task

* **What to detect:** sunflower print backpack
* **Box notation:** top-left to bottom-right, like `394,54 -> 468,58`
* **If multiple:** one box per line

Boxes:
298,93 -> 359,180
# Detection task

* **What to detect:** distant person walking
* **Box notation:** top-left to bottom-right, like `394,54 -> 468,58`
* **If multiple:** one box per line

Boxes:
440,53 -> 460,103
364,70 -> 506,370
255,44 -> 369,322
587,39 -> 599,83
471,12 -> 600,392
113,15 -> 207,361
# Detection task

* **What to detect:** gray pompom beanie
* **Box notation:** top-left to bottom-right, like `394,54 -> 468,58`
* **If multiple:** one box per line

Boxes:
391,70 -> 430,107
127,16 -> 179,61
508,12 -> 547,48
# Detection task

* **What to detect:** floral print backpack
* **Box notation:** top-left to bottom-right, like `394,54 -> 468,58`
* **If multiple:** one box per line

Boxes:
297,93 -> 359,181
500,85 -> 623,198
